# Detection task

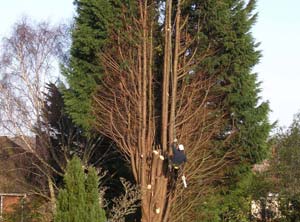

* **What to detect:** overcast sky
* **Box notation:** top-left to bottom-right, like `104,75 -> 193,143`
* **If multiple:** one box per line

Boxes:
0,0 -> 299,128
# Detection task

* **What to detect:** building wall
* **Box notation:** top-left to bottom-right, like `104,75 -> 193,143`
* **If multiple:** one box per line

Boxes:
0,194 -> 26,218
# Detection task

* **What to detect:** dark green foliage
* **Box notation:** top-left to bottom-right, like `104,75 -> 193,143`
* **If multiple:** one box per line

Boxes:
55,157 -> 88,222
85,167 -> 107,221
216,173 -> 253,222
185,0 -> 271,220
54,156 -> 106,222
197,172 -> 274,222
63,0 -> 115,129
44,83 -> 105,169
206,0 -> 271,163
63,0 -> 140,129
43,82 -> 106,187
182,0 -> 271,161
61,0 -> 142,216
196,172 -> 250,222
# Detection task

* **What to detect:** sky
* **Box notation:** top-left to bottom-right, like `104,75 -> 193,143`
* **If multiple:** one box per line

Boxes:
253,0 -> 300,127
0,0 -> 299,128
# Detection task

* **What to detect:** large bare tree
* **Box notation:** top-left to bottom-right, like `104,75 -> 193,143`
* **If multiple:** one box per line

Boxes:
0,19 -> 67,212
92,1 -> 235,221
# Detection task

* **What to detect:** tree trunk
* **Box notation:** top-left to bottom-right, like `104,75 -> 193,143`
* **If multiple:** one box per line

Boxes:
140,1 -> 176,221
169,0 -> 181,147
48,176 -> 56,213
140,148 -> 169,222
161,0 -> 172,153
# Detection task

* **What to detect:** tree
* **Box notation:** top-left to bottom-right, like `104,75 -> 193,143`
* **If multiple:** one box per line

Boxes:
196,171 -> 273,222
0,18 -> 66,210
43,82 -> 114,180
45,83 -> 140,220
269,113 -> 300,221
93,1 -> 229,221
191,0 -> 271,220
54,156 -> 106,222
65,0 -> 270,221
63,0 -> 122,130
0,19 -> 113,216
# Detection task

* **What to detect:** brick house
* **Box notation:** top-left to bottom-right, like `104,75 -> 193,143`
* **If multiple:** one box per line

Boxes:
0,136 -> 29,193
0,193 -> 26,218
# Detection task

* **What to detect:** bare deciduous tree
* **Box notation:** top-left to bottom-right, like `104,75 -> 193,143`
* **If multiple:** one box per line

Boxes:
108,178 -> 141,222
0,18 -> 67,212
92,1 -> 235,221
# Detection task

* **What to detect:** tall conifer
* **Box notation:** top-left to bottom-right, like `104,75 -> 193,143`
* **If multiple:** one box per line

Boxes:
186,0 -> 271,220
54,157 -> 106,222
63,0 -> 115,129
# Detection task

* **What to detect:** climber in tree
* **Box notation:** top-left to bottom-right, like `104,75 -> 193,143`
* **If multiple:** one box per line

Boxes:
172,143 -> 187,169
170,139 -> 187,188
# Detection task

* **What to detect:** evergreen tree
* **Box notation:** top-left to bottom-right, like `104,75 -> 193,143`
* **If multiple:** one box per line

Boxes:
223,0 -> 271,164
185,0 -> 271,162
86,167 -> 107,222
63,0 -> 116,129
216,1 -> 271,220
54,156 -> 106,222
43,82 -> 108,173
177,0 -> 271,220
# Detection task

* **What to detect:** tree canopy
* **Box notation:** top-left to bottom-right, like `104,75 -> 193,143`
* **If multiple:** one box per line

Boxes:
64,0 -> 271,221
